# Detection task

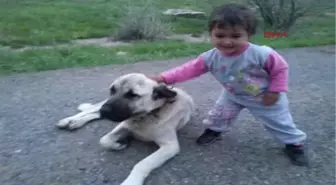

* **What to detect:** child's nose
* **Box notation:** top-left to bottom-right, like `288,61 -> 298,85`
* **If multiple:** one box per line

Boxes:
221,39 -> 233,46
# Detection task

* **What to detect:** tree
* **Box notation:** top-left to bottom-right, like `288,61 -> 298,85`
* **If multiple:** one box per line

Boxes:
250,0 -> 313,31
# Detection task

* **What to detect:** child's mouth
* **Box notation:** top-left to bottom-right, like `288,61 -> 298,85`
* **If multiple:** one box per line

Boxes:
221,47 -> 235,51
220,45 -> 234,49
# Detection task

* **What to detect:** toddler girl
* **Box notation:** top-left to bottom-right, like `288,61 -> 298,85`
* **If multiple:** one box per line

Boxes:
149,3 -> 308,166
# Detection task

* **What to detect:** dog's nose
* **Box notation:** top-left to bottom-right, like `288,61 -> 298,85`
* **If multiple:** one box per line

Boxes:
99,101 -> 133,122
99,105 -> 112,119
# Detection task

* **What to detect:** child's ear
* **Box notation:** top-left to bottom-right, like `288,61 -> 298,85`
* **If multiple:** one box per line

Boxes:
152,85 -> 177,100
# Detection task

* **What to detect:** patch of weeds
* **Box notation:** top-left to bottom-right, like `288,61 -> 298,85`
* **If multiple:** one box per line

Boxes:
112,0 -> 172,42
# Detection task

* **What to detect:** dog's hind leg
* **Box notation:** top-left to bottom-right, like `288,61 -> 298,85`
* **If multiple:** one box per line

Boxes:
56,99 -> 107,130
120,132 -> 180,185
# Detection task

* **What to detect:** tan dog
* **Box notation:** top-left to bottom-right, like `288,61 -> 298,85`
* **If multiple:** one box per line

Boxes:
56,73 -> 195,185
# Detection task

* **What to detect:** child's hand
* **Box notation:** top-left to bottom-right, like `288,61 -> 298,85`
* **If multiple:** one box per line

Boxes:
263,92 -> 280,106
146,75 -> 165,83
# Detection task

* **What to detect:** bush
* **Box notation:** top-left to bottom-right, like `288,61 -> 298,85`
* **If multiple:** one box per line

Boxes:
112,0 -> 172,42
249,0 -> 313,31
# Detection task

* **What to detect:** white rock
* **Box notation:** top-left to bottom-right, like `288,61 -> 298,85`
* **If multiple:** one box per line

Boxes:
163,9 -> 205,16
116,51 -> 127,56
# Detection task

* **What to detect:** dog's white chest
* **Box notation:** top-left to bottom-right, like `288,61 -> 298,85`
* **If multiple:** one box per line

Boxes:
129,118 -> 167,141
131,126 -> 160,142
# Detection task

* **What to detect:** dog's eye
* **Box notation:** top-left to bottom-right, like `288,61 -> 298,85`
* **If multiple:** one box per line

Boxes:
124,90 -> 139,99
110,86 -> 116,95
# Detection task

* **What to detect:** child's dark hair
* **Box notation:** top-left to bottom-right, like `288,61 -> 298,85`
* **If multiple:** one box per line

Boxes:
208,3 -> 258,35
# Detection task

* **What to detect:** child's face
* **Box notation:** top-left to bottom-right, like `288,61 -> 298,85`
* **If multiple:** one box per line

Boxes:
210,25 -> 249,55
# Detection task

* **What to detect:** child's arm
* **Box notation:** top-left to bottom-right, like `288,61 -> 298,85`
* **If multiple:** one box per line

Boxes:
159,56 -> 209,84
263,50 -> 289,92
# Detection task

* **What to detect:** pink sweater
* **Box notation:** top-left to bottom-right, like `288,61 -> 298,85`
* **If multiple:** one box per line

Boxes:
160,43 -> 289,96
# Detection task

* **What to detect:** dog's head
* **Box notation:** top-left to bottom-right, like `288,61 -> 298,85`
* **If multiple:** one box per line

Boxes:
99,73 -> 177,122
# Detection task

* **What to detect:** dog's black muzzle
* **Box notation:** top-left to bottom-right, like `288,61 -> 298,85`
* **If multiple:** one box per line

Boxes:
99,97 -> 133,122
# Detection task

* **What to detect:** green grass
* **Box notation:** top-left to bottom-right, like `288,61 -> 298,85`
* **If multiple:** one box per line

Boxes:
0,0 -> 225,48
0,0 -> 334,75
0,41 -> 211,75
1,27 -> 334,76
0,0 -> 334,48
0,0 -> 121,48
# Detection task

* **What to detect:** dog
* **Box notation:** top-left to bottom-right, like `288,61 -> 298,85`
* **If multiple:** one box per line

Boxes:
56,73 -> 195,185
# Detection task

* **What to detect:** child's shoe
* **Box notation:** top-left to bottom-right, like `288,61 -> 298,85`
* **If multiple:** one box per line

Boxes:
284,144 -> 309,166
196,129 -> 222,145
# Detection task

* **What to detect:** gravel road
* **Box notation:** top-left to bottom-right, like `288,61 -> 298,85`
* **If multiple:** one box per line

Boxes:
0,45 -> 335,185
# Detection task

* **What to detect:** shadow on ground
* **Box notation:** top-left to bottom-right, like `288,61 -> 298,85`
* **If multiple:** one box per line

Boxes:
0,45 -> 335,185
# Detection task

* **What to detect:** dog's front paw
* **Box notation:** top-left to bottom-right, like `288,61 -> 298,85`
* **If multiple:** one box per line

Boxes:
56,117 -> 73,128
56,117 -> 85,130
99,136 -> 128,151
120,182 -> 140,185
120,179 -> 142,185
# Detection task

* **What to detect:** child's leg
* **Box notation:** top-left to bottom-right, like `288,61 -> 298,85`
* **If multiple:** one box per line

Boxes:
196,90 -> 244,145
247,93 -> 308,166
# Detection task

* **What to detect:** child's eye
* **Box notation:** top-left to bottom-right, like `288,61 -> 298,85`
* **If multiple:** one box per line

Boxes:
232,34 -> 241,38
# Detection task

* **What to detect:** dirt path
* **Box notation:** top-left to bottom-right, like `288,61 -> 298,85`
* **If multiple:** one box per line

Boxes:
0,45 -> 335,185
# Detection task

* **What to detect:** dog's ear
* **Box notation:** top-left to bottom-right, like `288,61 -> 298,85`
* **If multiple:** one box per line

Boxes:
152,85 -> 177,100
